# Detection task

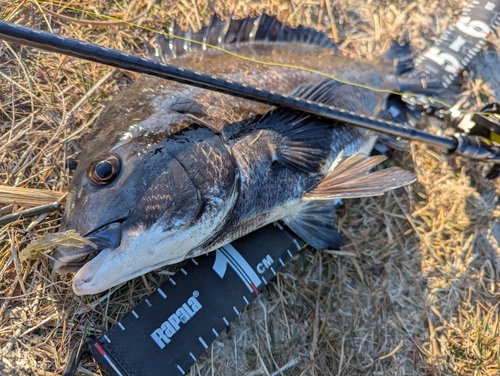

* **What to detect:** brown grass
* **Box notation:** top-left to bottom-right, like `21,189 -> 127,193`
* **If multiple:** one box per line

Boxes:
1,0 -> 500,375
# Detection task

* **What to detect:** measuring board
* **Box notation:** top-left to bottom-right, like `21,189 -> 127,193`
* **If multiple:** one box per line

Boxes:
415,0 -> 500,89
87,222 -> 303,375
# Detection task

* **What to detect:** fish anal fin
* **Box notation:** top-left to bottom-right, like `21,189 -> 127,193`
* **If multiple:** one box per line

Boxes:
283,200 -> 343,250
305,154 -> 416,200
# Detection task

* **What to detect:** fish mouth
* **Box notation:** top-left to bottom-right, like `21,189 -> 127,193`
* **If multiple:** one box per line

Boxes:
50,222 -> 122,273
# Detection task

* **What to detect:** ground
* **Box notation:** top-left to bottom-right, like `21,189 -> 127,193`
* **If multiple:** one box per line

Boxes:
1,0 -> 500,375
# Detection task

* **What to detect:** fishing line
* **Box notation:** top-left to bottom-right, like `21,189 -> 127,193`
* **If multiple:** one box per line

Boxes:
29,0 -> 461,110
1,2 -> 499,152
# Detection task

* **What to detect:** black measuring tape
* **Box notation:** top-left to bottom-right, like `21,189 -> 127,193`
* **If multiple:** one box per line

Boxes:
82,223 -> 303,375
415,0 -> 500,89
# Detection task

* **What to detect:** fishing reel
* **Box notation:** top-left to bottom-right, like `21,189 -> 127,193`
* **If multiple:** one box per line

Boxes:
394,93 -> 500,178
449,102 -> 500,178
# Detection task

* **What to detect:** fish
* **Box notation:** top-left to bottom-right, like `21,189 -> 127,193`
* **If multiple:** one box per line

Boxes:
50,14 -> 423,295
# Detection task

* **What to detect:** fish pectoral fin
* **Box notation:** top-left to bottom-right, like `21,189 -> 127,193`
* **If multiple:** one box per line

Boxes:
283,200 -> 343,250
256,115 -> 334,173
249,108 -> 332,173
304,153 -> 416,199
256,79 -> 362,173
273,121 -> 332,173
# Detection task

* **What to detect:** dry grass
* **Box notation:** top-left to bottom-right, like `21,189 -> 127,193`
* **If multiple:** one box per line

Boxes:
1,0 -> 500,375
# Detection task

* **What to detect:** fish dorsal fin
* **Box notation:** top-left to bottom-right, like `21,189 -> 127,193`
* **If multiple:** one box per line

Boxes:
283,200 -> 343,250
305,153 -> 416,199
153,14 -> 336,61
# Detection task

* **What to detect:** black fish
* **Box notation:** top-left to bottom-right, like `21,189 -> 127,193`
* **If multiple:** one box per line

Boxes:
51,15 -> 418,295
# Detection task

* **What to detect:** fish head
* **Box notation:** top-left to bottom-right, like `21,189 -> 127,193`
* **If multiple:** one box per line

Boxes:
52,85 -> 239,295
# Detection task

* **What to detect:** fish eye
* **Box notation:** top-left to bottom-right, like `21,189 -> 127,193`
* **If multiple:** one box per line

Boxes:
88,153 -> 121,185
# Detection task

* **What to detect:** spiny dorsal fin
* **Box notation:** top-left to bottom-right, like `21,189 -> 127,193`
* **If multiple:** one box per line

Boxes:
153,14 -> 336,61
305,153 -> 416,199
283,200 -> 343,250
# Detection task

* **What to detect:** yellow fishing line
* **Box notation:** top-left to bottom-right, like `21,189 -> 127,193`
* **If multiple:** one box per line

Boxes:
31,1 -> 497,117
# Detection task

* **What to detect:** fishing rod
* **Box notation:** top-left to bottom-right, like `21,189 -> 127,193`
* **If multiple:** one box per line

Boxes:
0,18 -> 499,165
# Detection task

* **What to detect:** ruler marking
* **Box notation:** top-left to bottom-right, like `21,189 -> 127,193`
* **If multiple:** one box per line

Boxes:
169,278 -> 177,286
223,317 -> 229,326
261,276 -> 268,285
233,306 -> 240,315
243,296 -> 250,305
104,354 -> 124,376
274,221 -> 284,230
279,258 -> 285,267
103,335 -> 111,343
292,239 -> 301,250
157,288 -> 167,299
117,322 -> 125,331
199,336 -> 209,349
131,310 -> 139,319
212,328 -> 219,337
270,267 -> 276,276
181,268 -> 188,275
145,299 -> 152,307
189,352 -> 197,361
94,343 -> 123,375
287,249 -> 293,258
176,365 -> 185,374
191,259 -> 199,266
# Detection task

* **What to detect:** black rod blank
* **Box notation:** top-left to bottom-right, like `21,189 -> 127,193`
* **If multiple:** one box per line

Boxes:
0,20 -> 458,151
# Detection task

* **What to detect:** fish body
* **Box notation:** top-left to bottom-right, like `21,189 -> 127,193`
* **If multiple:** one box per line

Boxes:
51,15 -> 419,295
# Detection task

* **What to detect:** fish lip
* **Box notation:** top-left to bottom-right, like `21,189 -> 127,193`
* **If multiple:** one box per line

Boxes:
71,247 -> 187,296
50,221 -> 123,273
50,250 -> 100,273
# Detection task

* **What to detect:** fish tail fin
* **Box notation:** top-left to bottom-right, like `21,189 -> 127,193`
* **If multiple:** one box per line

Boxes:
152,14 -> 336,61
304,153 -> 416,200
380,41 -> 443,95
283,200 -> 343,250
381,41 -> 415,75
